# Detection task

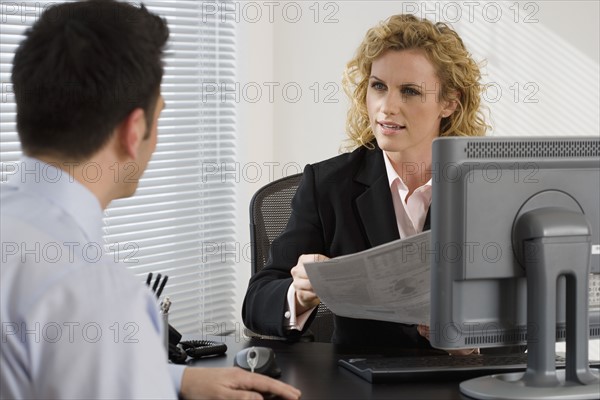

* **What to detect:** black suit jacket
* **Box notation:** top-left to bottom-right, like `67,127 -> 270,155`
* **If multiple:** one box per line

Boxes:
242,145 -> 432,348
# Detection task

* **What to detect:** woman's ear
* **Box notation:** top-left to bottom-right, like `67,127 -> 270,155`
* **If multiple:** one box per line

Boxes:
116,108 -> 146,159
441,91 -> 460,118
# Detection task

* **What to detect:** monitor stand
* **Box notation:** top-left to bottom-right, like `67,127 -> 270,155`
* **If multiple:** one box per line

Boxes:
460,207 -> 600,400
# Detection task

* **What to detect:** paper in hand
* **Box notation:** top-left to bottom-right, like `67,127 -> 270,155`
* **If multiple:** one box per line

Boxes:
304,231 -> 431,325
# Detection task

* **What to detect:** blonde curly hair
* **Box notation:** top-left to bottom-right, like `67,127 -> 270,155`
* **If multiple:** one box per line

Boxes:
342,14 -> 488,150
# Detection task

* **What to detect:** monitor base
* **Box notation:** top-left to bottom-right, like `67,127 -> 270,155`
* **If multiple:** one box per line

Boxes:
460,368 -> 600,400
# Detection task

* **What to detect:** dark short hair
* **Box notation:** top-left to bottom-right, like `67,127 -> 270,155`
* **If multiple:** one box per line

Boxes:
12,0 -> 169,160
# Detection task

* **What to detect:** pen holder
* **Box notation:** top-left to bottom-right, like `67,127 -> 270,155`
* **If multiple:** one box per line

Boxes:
161,297 -> 171,358
163,314 -> 169,356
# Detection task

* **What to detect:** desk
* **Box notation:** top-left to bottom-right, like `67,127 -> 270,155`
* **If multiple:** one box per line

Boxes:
188,334 -> 463,400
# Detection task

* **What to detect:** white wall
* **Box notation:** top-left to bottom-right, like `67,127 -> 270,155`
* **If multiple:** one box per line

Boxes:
233,7 -> 275,333
233,1 -> 600,338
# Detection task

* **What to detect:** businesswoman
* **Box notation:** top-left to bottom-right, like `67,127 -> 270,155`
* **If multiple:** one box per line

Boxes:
243,14 -> 488,348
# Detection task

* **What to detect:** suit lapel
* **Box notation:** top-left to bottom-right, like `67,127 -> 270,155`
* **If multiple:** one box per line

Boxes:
423,208 -> 431,231
354,147 -> 400,247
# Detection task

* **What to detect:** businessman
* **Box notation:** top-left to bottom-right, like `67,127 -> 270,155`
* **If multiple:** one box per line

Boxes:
0,1 -> 300,399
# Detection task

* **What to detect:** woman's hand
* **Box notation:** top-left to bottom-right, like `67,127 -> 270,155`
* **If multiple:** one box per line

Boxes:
291,254 -> 329,314
417,324 -> 480,356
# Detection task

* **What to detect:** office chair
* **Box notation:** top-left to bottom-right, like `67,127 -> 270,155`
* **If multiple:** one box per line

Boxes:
249,173 -> 334,343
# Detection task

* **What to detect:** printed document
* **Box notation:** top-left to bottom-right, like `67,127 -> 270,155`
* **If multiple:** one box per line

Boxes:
304,231 -> 431,325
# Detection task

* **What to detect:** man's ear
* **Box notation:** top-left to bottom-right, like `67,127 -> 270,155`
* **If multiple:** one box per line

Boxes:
117,108 -> 146,160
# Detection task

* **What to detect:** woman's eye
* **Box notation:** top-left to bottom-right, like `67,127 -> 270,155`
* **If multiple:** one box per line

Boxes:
371,82 -> 386,91
401,87 -> 420,96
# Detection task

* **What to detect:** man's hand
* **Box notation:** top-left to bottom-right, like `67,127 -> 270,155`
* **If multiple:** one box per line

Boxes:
180,367 -> 301,400
417,324 -> 479,356
291,254 -> 329,314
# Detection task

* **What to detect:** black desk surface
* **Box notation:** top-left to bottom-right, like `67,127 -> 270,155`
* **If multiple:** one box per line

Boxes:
187,333 -> 465,400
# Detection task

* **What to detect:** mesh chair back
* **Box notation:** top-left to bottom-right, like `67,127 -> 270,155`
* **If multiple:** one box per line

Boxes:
250,174 -> 303,275
249,173 -> 334,342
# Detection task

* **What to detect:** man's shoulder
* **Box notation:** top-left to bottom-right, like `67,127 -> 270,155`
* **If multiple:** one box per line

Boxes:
1,211 -> 150,320
2,244 -> 156,334
2,192 -> 87,245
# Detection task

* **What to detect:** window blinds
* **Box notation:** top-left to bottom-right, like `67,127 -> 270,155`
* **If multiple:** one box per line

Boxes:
0,0 -> 238,333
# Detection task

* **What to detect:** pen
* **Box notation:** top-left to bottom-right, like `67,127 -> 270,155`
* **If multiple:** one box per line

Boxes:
156,275 -> 168,298
152,273 -> 161,293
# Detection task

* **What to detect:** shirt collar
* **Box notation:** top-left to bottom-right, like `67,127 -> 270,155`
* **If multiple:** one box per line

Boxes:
381,151 -> 432,191
6,156 -> 104,243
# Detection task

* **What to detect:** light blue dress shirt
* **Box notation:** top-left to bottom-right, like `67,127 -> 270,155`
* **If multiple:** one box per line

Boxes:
1,157 -> 184,399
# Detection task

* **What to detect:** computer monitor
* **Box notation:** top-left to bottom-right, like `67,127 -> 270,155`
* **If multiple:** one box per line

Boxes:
429,136 -> 600,399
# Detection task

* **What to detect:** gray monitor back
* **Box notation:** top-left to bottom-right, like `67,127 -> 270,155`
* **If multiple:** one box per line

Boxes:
430,136 -> 600,349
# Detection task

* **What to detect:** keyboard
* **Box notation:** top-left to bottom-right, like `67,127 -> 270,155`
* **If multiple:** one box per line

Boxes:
338,353 -> 600,383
